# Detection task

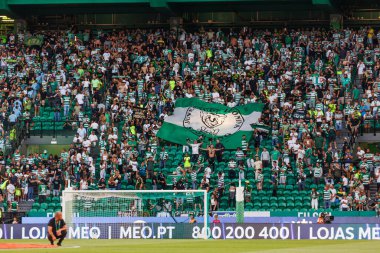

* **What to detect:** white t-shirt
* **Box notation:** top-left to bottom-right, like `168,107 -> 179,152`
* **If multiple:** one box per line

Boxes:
75,93 -> 85,105
204,167 -> 212,179
89,134 -> 98,143
340,199 -> 349,209
77,128 -> 87,138
357,150 -> 365,158
7,184 -> 15,194
190,143 -> 201,155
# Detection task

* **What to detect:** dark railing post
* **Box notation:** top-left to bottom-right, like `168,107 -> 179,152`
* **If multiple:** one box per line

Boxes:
374,117 -> 377,136
53,120 -> 56,139
40,121 -> 43,138
361,120 -> 364,136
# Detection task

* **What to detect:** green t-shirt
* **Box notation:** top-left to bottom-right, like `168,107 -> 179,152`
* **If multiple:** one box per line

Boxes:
39,184 -> 47,196
271,150 -> 281,161
353,88 -> 360,100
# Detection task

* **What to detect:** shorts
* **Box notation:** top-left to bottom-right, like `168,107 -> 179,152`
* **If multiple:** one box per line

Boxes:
364,184 -> 370,191
335,121 -> 342,131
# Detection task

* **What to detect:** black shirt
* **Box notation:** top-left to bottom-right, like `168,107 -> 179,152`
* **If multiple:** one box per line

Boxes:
52,179 -> 61,190
48,218 -> 66,236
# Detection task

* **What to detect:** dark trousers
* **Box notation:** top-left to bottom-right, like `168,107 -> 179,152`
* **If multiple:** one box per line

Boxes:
48,231 -> 67,245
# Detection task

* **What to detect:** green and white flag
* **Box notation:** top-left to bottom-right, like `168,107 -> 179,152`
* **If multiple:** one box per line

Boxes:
157,98 -> 265,149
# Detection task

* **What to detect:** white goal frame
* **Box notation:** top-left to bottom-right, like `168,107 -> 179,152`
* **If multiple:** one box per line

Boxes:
62,189 -> 209,237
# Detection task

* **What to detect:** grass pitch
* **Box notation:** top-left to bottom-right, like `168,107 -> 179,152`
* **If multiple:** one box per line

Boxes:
0,240 -> 379,253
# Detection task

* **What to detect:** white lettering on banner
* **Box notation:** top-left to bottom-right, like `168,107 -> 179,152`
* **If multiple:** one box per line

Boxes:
22,227 -> 46,239
120,226 -> 171,239
359,227 -> 380,240
69,226 -> 100,239
133,227 -> 141,239
359,227 -> 371,239
8,224 -> 380,240
157,226 -> 166,238
69,227 -> 80,239
82,227 -> 89,239
120,226 -> 132,238
373,228 -> 380,239
310,227 -> 357,240
317,227 -> 330,240
298,211 -> 331,217
346,227 -> 354,240
0,228 -> 3,239
141,226 -> 153,239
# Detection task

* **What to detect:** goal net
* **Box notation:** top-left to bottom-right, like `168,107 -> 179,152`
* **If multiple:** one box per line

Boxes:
62,190 -> 209,238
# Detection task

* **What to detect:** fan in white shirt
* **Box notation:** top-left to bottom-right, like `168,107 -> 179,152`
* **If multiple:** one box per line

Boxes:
88,132 -> 98,144
75,93 -> 85,105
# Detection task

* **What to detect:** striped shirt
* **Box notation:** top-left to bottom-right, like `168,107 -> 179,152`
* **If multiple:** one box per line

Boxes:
313,167 -> 323,177
217,174 -> 224,188
61,152 -> 69,162
63,96 -> 71,106
190,170 -> 197,182
228,160 -> 237,169
159,151 -> 168,160
323,190 -> 331,200
235,151 -> 245,160
241,140 -> 248,151
362,173 -> 370,185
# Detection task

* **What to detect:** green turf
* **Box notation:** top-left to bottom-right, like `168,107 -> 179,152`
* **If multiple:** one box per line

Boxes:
0,240 -> 379,253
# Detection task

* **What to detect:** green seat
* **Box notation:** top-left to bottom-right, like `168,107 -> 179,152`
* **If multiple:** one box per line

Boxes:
253,202 -> 261,208
287,197 -> 294,202
269,197 -> 277,202
48,202 -> 56,209
295,201 -> 303,209
278,202 -> 286,210
285,185 -> 294,191
261,203 -> 270,210
40,203 -> 48,209
245,203 -> 253,209
309,184 -> 317,190
32,203 -> 40,209
271,202 -> 279,208
52,197 -> 60,203
303,196 -> 311,203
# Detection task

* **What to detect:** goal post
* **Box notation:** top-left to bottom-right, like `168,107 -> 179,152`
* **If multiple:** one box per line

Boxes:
62,190 -> 209,239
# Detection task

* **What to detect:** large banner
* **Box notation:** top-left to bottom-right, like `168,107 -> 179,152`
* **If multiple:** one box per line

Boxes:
157,98 -> 265,149
24,36 -> 44,47
1,223 -> 380,240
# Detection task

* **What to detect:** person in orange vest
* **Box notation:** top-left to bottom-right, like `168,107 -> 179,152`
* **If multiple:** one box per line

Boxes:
317,213 -> 325,224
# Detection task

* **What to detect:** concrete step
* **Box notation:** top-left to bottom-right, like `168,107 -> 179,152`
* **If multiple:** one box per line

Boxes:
369,183 -> 378,198
18,201 -> 34,212
358,133 -> 380,143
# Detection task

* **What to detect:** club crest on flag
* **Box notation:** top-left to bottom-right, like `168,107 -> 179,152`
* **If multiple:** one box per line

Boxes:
183,107 -> 244,136
157,98 -> 265,149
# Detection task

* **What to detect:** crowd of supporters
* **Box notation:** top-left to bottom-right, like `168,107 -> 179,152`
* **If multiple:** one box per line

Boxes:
0,26 -> 380,215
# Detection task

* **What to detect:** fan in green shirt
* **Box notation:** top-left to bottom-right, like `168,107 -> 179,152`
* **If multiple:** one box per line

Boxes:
352,87 -> 361,101
271,148 -> 281,162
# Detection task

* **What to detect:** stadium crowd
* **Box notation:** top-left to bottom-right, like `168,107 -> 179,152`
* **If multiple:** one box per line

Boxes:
0,26 -> 380,216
